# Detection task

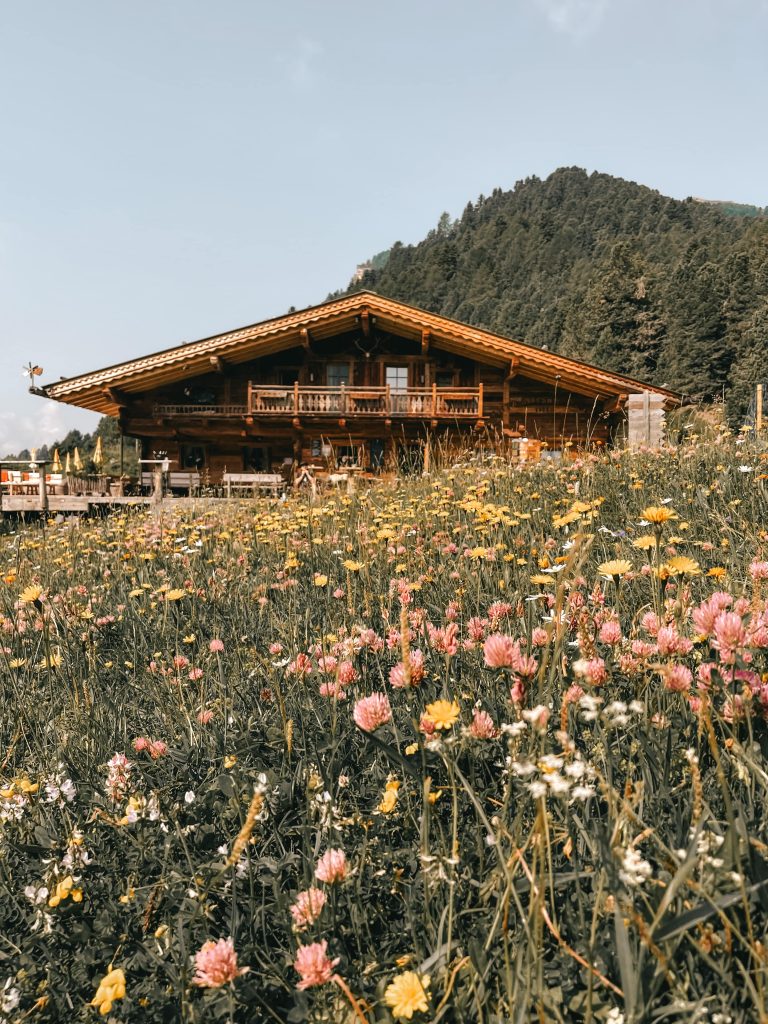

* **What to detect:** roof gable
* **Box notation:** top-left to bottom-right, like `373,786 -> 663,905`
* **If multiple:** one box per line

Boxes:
39,291 -> 680,415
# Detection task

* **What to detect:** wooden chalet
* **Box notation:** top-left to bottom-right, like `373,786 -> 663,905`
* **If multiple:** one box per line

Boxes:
37,292 -> 679,481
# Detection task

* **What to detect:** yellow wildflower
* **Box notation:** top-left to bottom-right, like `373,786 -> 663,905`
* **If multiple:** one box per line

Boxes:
343,560 -> 363,572
313,574 -> 328,587
19,584 -> 43,604
632,535 -> 656,550
378,779 -> 401,814
164,588 -> 186,601
424,699 -> 460,731
91,967 -> 126,1016
48,875 -> 82,908
384,971 -> 430,1020
597,559 -> 632,579
641,506 -> 678,525
664,555 -> 701,576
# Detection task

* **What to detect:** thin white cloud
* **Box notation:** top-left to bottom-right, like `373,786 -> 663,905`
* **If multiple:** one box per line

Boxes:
535,0 -> 612,37
0,402 -> 73,457
279,37 -> 323,91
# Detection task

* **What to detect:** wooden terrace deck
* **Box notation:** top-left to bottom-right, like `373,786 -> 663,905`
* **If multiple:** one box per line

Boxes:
1,494 -> 153,514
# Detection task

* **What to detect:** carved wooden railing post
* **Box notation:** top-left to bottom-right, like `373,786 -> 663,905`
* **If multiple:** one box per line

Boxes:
340,383 -> 346,415
293,382 -> 299,415
478,383 -> 484,418
385,384 -> 391,416
432,383 -> 437,417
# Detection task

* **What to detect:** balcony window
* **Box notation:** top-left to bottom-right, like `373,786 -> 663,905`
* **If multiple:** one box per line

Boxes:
327,363 -> 350,387
385,366 -> 408,392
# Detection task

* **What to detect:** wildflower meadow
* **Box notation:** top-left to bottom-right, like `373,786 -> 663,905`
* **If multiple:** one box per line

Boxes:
2,439 -> 768,1023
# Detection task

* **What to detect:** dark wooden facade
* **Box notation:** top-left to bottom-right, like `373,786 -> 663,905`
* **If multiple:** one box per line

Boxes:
38,293 -> 679,477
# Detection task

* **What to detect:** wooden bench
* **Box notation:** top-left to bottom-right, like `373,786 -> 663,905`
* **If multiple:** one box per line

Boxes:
223,472 -> 284,497
140,471 -> 200,494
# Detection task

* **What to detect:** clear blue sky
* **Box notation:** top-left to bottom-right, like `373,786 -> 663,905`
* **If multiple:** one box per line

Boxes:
2,0 -> 767,453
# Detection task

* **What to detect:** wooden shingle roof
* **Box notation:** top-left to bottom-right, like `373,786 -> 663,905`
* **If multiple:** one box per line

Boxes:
38,291 -> 680,415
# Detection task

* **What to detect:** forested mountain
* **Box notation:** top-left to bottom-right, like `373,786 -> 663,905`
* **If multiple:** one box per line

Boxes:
337,168 -> 768,420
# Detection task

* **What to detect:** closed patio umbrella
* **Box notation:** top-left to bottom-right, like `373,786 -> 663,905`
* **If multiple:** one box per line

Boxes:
64,451 -> 72,474
73,447 -> 83,472
51,448 -> 62,473
93,436 -> 104,468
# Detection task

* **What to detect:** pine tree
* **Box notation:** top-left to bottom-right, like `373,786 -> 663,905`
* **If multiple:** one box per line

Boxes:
727,299 -> 768,425
661,248 -> 729,401
561,243 -> 665,378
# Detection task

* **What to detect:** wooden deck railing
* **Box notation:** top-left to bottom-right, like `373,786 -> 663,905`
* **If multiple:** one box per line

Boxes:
247,384 -> 483,418
153,403 -> 248,417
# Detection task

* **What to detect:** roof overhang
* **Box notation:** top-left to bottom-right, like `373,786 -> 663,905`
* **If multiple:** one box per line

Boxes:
37,291 -> 682,416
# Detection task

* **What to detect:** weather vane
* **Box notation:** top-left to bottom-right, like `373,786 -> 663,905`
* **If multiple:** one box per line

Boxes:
22,362 -> 44,386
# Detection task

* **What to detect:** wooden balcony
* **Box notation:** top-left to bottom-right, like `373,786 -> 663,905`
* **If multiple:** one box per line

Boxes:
247,384 -> 483,419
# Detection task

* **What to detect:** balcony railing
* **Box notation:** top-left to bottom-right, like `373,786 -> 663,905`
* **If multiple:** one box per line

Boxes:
247,384 -> 483,418
153,403 -> 248,417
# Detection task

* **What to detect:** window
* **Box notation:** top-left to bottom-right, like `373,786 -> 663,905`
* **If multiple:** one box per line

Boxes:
435,371 -> 455,387
336,444 -> 361,467
180,445 -> 205,469
385,366 -> 408,392
327,363 -> 350,387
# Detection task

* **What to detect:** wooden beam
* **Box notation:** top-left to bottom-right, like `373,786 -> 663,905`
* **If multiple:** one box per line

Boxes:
209,355 -> 230,375
421,330 -> 430,355
103,386 -> 132,408
505,358 -> 519,381
360,311 -> 371,338
604,394 -> 628,415
300,328 -> 313,353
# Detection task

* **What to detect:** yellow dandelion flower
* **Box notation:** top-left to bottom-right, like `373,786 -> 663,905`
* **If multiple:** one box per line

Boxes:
597,559 -> 632,579
664,555 -> 701,576
384,971 -> 430,1020
707,566 -> 727,578
530,574 -> 553,586
424,699 -> 460,731
641,506 -> 678,525
19,584 -> 43,604
37,652 -> 62,669
223,755 -> 237,769
632,535 -> 656,550
164,588 -> 186,602
343,560 -> 363,572
313,574 -> 328,587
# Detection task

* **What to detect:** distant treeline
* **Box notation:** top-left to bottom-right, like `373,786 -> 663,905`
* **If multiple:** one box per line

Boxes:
4,417 -> 139,474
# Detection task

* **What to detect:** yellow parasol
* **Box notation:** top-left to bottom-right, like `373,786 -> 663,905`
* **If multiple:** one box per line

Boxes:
64,451 -> 72,474
93,436 -> 103,468
51,448 -> 62,473
73,447 -> 83,472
